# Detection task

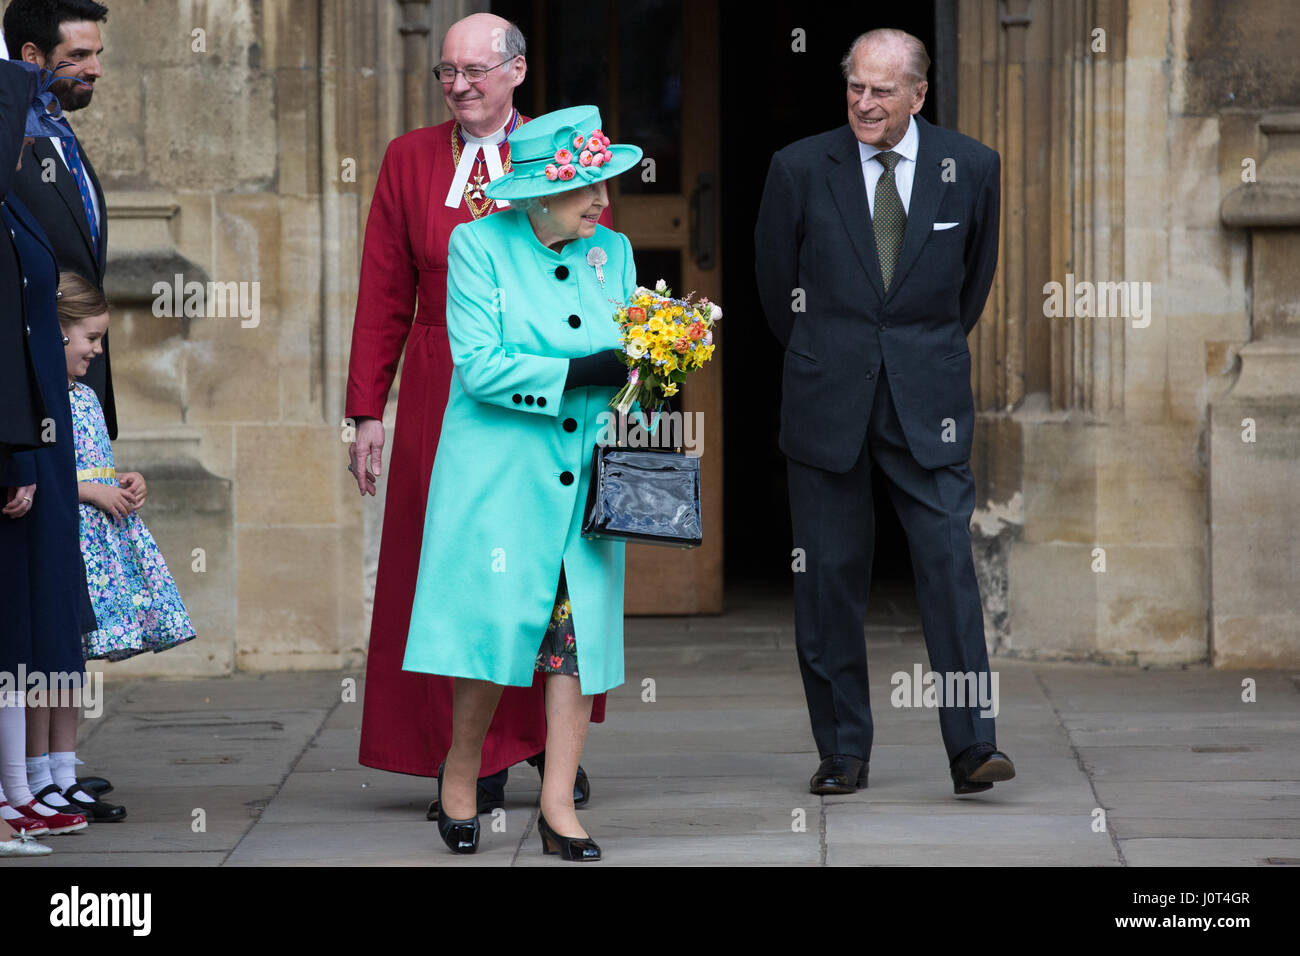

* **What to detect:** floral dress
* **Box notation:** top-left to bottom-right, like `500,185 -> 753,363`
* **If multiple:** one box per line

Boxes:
70,382 -> 197,661
534,564 -> 578,677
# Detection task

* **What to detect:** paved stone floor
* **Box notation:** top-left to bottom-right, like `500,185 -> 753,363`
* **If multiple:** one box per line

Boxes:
12,589 -> 1300,867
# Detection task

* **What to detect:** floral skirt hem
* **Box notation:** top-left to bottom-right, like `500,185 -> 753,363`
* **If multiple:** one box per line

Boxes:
534,564 -> 578,677
85,630 -> 197,663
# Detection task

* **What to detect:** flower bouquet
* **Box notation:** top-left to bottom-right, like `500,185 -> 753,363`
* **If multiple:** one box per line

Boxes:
609,279 -> 720,415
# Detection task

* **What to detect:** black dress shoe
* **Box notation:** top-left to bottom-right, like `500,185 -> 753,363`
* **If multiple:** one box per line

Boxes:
61,784 -> 127,822
526,752 -> 591,808
426,765 -> 508,819
76,776 -> 113,797
809,754 -> 868,795
950,742 -> 1015,794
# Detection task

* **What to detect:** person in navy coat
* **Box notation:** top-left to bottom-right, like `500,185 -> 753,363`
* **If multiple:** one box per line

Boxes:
755,29 -> 1016,797
0,57 -> 104,831
0,58 -> 46,478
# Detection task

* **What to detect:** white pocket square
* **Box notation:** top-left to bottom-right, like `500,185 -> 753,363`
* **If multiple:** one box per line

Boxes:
933,222 -> 959,230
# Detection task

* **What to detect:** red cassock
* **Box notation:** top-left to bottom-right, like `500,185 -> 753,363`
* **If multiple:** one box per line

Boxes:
346,116 -> 611,778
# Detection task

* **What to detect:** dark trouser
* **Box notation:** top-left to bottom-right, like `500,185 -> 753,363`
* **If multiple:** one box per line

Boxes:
786,367 -> 996,764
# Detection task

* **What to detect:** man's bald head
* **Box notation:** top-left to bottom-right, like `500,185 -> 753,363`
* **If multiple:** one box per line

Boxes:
437,12 -> 526,137
442,12 -> 524,63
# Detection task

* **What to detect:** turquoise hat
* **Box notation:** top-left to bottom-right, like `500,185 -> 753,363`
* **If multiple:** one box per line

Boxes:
485,105 -> 642,201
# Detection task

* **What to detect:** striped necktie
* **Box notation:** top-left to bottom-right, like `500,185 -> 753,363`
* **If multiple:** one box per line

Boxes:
873,151 -> 905,290
58,129 -> 100,258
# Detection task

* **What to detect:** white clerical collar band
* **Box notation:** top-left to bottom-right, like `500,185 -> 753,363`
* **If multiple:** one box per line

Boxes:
445,109 -> 520,210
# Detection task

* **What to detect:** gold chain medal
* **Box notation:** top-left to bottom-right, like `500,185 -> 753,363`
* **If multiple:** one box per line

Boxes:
451,122 -> 514,221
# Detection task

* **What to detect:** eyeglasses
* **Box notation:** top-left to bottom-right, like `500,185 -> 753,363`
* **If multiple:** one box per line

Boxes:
432,58 -> 516,84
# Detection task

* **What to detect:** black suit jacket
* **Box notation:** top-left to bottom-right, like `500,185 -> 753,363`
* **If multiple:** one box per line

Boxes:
755,116 -> 1000,473
11,130 -> 115,438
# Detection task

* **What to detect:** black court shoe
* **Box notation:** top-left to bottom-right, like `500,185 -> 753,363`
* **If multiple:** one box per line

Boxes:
437,806 -> 480,854
537,814 -> 600,861
526,752 -> 591,808
950,743 -> 1016,795
434,763 -> 480,854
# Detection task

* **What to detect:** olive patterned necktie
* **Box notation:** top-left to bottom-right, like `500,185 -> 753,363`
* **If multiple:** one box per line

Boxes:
873,150 -> 906,290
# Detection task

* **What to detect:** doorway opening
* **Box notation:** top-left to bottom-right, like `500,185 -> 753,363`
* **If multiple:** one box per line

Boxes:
718,7 -> 946,625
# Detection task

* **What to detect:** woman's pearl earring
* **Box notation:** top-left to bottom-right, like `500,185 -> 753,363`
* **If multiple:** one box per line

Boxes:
62,335 -> 70,345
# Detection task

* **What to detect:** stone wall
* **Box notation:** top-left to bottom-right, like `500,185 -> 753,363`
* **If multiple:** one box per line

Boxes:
964,0 -> 1296,667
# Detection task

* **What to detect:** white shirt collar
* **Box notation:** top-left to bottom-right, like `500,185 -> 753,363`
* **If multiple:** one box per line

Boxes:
858,115 -> 918,165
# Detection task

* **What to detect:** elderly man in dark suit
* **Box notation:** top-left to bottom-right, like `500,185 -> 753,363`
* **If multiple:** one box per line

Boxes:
5,0 -> 114,439
755,28 -> 1015,797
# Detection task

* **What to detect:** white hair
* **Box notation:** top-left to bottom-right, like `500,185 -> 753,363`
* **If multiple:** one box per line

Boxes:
841,28 -> 931,84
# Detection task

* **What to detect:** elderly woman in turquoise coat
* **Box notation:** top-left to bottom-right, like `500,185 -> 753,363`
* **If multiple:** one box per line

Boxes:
403,106 -> 642,861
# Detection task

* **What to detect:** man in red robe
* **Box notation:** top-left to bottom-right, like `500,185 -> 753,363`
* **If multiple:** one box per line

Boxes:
346,12 -> 609,814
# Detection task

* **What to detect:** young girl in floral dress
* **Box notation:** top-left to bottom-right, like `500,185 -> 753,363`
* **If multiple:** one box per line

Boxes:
59,273 -> 196,662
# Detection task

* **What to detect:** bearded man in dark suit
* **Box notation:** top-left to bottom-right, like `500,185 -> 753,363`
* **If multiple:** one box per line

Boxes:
755,28 -> 1015,797
5,0 -> 115,438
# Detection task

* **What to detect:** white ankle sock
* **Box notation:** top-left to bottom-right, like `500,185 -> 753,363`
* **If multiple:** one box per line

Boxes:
0,700 -> 35,807
49,751 -> 77,791
26,754 -> 72,807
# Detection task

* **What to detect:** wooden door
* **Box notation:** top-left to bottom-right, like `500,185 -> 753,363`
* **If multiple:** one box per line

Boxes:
607,0 -> 722,614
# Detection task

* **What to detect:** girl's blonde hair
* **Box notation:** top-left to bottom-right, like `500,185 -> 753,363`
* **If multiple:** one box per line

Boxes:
57,272 -> 109,325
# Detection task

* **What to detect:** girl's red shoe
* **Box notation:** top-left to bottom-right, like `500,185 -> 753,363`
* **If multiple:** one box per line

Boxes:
15,800 -> 86,835
0,801 -> 51,837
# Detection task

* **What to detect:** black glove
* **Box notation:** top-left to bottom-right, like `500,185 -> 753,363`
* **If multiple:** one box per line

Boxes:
564,350 -> 628,390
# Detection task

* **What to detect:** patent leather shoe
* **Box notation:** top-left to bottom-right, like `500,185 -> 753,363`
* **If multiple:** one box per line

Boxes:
809,754 -> 868,794
537,814 -> 600,861
0,802 -> 49,837
434,763 -> 480,853
526,752 -> 590,808
436,806 -> 480,853
950,742 -> 1015,794
15,801 -> 86,835
60,784 -> 127,822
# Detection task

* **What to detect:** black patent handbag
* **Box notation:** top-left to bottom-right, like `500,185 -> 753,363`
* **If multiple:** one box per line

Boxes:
581,442 -> 702,549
